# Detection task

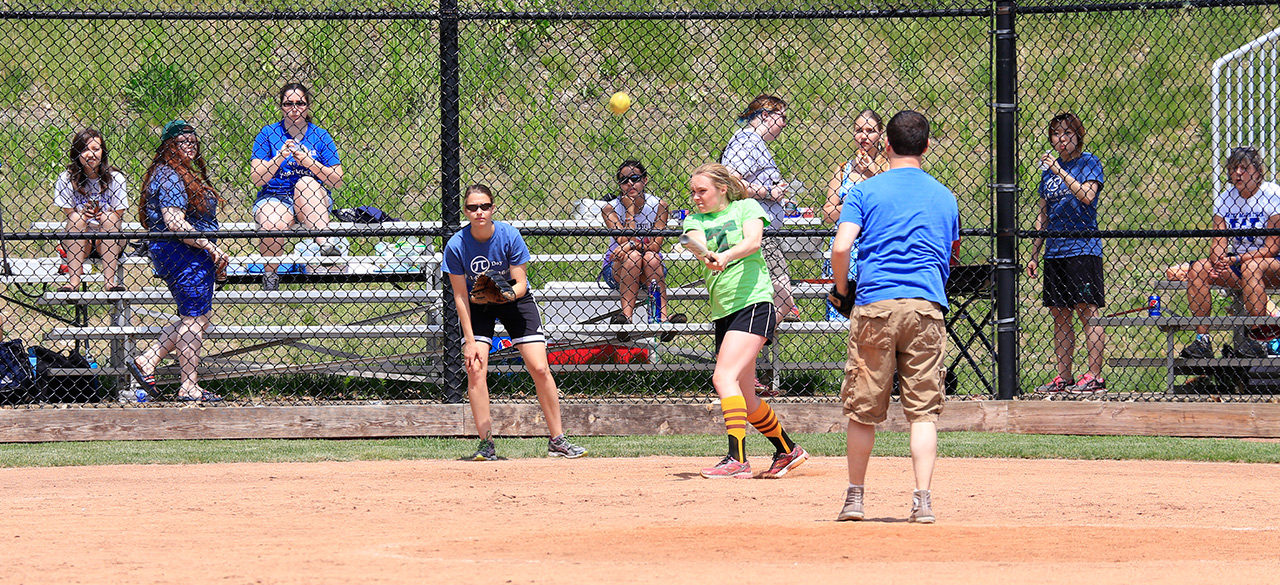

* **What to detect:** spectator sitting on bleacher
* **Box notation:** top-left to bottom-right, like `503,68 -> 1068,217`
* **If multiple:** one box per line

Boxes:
601,160 -> 685,339
250,82 -> 345,291
54,128 -> 129,292
1180,146 -> 1280,359
130,120 -> 229,402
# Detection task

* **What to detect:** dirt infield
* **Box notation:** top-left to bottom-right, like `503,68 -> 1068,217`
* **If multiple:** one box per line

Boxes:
3,456 -> 1278,584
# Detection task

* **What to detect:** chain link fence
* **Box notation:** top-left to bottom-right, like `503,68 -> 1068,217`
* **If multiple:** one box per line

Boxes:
0,0 -> 1275,408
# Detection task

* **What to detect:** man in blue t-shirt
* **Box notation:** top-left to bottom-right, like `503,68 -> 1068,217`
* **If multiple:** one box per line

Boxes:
829,110 -> 959,525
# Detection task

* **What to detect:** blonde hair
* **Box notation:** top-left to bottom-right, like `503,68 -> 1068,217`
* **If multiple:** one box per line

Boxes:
691,162 -> 748,203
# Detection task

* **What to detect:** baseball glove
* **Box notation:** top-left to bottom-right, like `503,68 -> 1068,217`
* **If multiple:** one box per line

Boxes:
470,270 -> 517,304
827,279 -> 856,318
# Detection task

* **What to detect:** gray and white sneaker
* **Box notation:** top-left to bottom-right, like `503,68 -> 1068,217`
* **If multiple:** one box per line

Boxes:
262,271 -> 280,291
468,438 -> 498,461
548,435 -> 587,459
908,489 -> 935,524
837,485 -> 865,521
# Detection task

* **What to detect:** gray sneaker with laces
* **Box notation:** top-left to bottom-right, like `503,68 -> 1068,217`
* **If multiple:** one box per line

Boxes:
548,435 -> 587,459
837,485 -> 864,521
262,271 -> 280,291
468,438 -> 498,461
909,489 -> 935,524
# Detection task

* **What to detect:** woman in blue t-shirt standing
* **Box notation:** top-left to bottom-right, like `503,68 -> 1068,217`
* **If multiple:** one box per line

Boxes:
250,82 -> 345,290
1026,112 -> 1108,394
443,185 -> 587,461
128,120 -> 229,402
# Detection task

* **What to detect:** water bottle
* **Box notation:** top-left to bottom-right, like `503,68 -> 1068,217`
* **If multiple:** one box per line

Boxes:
27,348 -> 37,378
648,279 -> 662,324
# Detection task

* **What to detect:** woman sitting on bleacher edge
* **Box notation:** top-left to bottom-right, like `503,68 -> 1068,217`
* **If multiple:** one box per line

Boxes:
1179,146 -> 1280,360
444,184 -> 587,461
601,159 -> 685,341
54,128 -> 130,292
250,82 -> 345,291
128,120 -> 229,402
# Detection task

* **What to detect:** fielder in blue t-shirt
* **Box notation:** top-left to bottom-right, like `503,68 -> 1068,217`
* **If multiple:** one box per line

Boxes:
829,111 -> 957,525
442,185 -> 587,462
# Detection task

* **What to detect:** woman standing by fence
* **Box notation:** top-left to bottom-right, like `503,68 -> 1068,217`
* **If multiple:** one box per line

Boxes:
129,120 -> 228,403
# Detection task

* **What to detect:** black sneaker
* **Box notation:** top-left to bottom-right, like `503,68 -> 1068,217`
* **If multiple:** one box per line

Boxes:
1179,336 -> 1213,359
1233,337 -> 1269,359
611,313 -> 631,342
659,312 -> 687,343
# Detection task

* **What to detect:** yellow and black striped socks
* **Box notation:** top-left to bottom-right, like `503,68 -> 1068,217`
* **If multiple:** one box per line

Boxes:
748,400 -> 794,454
720,395 -> 748,462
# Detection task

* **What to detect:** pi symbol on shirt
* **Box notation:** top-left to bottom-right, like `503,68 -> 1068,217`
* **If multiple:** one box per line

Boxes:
469,256 -> 492,275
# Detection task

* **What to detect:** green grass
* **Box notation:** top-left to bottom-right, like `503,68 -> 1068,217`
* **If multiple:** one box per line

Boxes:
1,432 -> 1276,468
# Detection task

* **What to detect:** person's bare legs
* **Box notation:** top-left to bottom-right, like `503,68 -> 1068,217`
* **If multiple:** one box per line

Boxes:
516,341 -> 564,437
1075,303 -> 1106,379
845,420 -> 875,484
1240,258 -> 1280,316
255,200 -> 294,278
1049,306 -> 1075,379
294,177 -> 331,248
62,215 -> 90,289
909,420 -> 937,491
614,249 -> 641,320
97,212 -> 124,289
135,314 -> 210,398
465,338 -> 494,439
715,330 -> 767,405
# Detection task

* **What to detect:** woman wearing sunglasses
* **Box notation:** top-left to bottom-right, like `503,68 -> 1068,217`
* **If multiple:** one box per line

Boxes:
443,185 -> 587,461
250,82 -> 345,291
601,160 -> 685,338
721,93 -> 798,326
130,120 -> 229,402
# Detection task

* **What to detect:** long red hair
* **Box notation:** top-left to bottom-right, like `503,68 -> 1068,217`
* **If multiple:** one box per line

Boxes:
138,137 -> 220,228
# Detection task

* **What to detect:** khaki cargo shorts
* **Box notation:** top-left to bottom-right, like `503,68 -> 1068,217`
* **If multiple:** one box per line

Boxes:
840,298 -> 946,425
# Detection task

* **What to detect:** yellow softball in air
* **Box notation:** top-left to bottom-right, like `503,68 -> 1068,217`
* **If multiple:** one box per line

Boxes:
608,92 -> 631,115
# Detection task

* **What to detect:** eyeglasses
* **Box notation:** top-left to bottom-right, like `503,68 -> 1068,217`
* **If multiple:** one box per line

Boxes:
176,137 -> 199,146
281,101 -> 308,108
617,174 -> 645,185
465,203 -> 493,212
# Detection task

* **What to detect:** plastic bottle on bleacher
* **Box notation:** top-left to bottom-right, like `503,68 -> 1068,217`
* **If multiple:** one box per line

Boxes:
648,279 -> 662,324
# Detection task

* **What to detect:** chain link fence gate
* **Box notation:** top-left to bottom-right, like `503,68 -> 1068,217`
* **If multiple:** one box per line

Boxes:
1,0 -> 1273,410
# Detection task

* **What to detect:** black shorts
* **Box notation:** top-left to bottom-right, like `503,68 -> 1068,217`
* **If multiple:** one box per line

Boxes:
1042,255 -> 1105,308
713,302 -> 776,351
469,293 -> 546,346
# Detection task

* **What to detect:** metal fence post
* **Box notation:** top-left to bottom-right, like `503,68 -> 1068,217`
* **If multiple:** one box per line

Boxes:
994,0 -> 1020,399
440,0 -> 465,403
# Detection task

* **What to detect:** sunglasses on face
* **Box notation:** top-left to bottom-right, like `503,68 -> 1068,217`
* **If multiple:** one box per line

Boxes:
281,101 -> 308,108
617,174 -> 645,185
465,203 -> 493,212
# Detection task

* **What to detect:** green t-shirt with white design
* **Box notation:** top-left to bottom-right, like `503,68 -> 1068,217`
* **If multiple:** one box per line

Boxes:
682,198 -> 774,320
